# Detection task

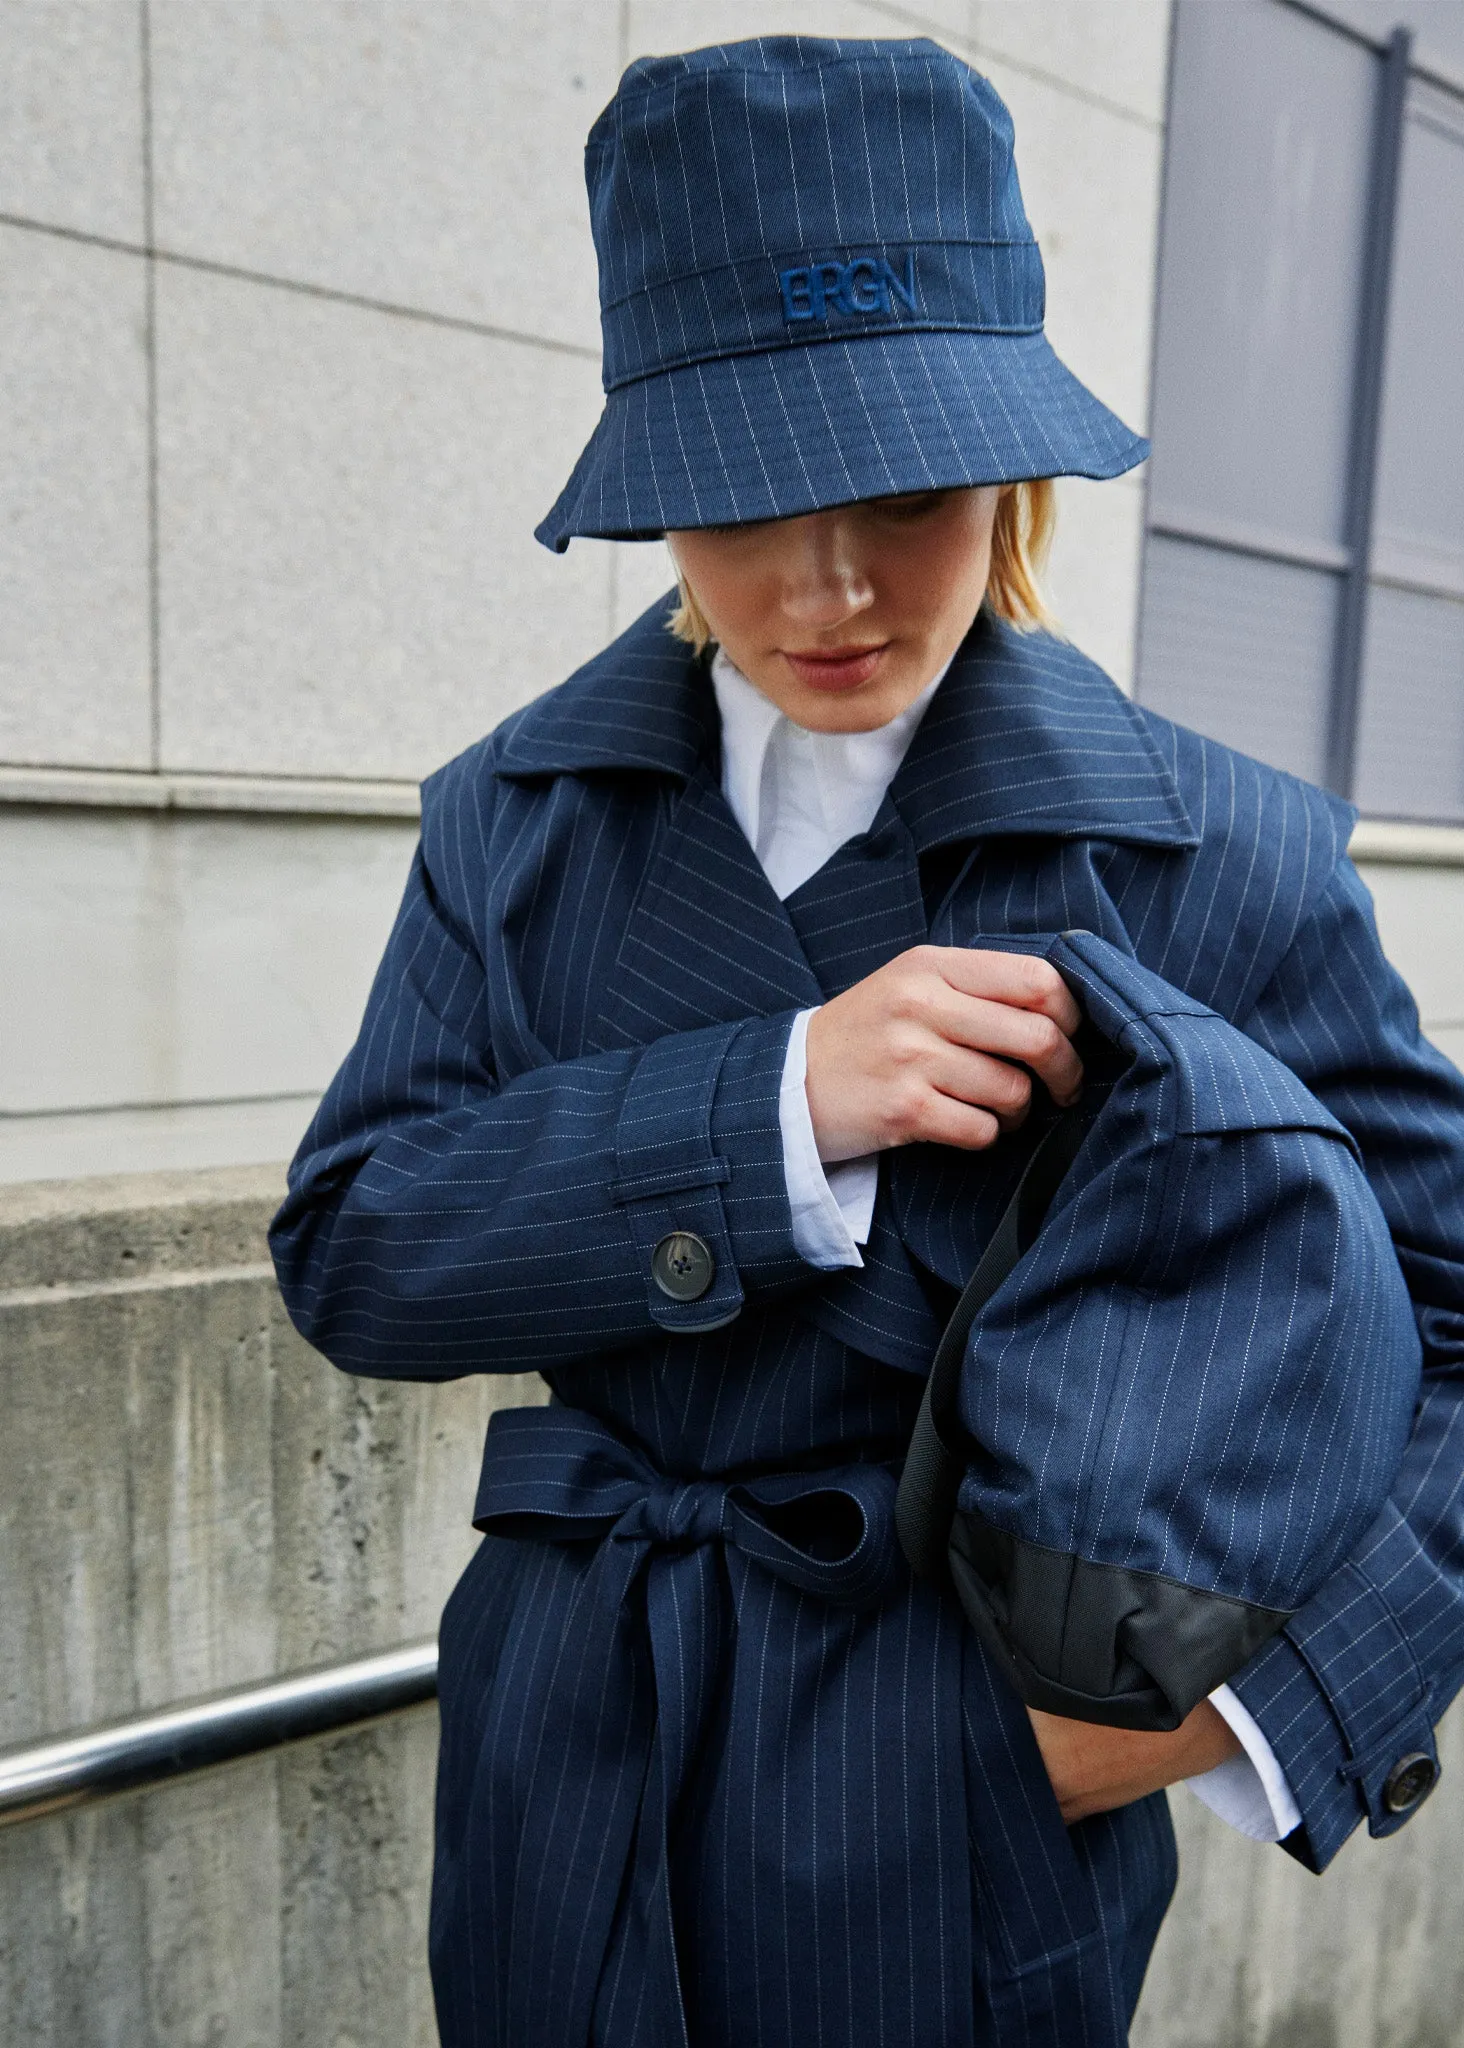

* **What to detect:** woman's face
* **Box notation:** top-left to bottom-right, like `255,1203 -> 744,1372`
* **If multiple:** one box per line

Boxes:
668,485 -> 1001,732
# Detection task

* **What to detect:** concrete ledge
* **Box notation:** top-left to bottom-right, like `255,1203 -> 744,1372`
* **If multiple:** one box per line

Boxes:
0,1162 -> 285,1292
5,770 -> 1464,866
0,765 -> 422,819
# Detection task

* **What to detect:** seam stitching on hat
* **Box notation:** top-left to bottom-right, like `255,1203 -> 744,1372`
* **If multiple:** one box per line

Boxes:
597,238 -> 1041,314
615,43 -> 953,98
600,321 -> 1049,393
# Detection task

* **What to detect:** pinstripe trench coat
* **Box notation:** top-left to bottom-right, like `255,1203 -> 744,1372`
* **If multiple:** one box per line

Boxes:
271,601 -> 1464,2048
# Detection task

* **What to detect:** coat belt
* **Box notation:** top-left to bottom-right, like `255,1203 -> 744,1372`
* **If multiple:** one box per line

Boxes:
468,1403 -> 906,2048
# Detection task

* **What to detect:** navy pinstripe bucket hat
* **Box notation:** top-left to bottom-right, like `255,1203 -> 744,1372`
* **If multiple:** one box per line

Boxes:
537,36 -> 1148,551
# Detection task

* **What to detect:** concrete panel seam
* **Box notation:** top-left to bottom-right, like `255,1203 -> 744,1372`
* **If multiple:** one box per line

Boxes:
140,0 -> 161,771
0,212 -> 599,363
858,0 -> 1166,132
153,245 -> 599,362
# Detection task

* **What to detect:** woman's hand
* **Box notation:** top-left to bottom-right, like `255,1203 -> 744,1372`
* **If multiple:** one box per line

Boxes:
803,945 -> 1084,1163
1028,1701 -> 1242,1825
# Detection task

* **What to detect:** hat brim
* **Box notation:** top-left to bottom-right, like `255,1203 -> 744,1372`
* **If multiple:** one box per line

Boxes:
536,329 -> 1147,551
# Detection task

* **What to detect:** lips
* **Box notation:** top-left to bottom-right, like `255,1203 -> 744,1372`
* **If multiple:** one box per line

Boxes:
781,643 -> 888,692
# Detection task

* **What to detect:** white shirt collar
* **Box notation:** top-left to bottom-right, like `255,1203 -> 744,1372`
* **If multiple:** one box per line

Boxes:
710,647 -> 948,901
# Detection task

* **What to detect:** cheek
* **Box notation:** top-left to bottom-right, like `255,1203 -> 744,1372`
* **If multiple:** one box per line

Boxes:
887,525 -> 992,620
677,546 -> 776,642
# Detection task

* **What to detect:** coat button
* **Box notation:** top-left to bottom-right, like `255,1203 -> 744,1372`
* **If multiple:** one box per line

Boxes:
651,1231 -> 715,1302
1382,1751 -> 1437,1815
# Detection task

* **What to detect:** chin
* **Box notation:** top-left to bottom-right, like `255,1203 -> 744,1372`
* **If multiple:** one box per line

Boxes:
797,698 -> 899,733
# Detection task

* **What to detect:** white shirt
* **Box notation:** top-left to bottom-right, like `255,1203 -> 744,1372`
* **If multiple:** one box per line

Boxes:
710,644 -> 1302,1848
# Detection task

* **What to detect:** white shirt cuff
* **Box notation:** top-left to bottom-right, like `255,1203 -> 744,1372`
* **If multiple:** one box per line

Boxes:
1186,1683 -> 1304,1843
778,1009 -> 875,1269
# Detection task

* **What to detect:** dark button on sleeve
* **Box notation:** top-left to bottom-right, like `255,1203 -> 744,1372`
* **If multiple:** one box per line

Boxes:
652,1231 -> 716,1301
1382,1751 -> 1438,1815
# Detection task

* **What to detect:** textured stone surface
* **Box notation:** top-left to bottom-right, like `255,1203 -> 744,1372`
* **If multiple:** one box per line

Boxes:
0,226 -> 152,770
0,1166 -> 540,2040
971,0 -> 1173,126
149,0 -> 620,350
0,806 -> 418,1116
154,262 -> 613,779
1136,1703 -> 1464,2047
0,1162 -> 287,1288
0,0 -> 145,242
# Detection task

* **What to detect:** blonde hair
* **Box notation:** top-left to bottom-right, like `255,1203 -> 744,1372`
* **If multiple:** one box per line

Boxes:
666,479 -> 1059,653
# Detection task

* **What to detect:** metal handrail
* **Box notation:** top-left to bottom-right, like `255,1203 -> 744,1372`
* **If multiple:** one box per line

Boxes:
0,1640 -> 438,1830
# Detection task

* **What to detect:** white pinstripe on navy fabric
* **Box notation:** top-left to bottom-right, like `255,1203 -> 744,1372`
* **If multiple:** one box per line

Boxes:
273,600 -> 1464,2041
537,36 -> 1144,550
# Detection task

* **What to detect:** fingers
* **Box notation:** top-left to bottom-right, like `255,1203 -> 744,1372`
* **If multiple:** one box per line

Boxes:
929,1044 -> 1039,1130
909,1092 -> 1003,1153
931,947 -> 1083,1038
920,992 -> 1083,1106
905,949 -> 1083,1106
888,1049 -> 1035,1149
805,945 -> 1088,1161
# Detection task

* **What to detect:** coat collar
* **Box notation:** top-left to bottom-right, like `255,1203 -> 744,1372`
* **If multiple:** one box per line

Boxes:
497,595 -> 1198,852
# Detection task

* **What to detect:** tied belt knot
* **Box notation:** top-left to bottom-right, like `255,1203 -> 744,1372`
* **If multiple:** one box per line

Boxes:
613,1476 -> 728,1550
467,1403 -> 904,2048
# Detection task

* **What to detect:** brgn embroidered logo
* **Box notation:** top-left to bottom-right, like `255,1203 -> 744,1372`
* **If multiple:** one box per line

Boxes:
778,254 -> 918,322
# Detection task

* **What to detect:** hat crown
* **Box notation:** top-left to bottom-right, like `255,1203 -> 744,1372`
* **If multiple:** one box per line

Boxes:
584,37 -> 1045,391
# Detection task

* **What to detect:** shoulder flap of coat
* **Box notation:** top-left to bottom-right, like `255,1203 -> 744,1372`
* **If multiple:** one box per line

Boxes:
1126,709 -> 1357,1021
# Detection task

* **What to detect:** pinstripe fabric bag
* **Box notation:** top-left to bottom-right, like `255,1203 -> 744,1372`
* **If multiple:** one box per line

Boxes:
898,929 -> 1423,1731
536,35 -> 1147,552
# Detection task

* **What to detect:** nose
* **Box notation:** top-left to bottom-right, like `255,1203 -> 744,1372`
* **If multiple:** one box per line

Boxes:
777,510 -> 875,633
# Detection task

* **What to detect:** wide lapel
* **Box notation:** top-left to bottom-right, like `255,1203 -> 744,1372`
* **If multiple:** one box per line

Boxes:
592,762 -> 825,1052
888,612 -> 1199,857
782,797 -> 927,996
496,596 -> 825,1051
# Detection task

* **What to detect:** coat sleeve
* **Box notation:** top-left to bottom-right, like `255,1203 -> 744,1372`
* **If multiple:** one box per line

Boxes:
269,818 -> 809,1383
1228,853 -> 1464,1869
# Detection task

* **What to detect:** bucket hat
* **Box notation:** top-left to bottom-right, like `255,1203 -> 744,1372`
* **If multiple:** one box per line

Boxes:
537,36 -> 1148,550
898,929 -> 1421,1730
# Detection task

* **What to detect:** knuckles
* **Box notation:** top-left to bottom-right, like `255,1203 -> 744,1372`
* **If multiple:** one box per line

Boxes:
1023,1015 -> 1066,1064
989,1065 -> 1033,1113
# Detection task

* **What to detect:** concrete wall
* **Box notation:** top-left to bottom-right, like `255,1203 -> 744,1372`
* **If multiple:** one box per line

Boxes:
4,1167 -> 1463,2047
0,0 -> 1172,1178
1140,1719 -> 1464,2048
0,1165 -> 543,2045
5,0 -> 1459,1184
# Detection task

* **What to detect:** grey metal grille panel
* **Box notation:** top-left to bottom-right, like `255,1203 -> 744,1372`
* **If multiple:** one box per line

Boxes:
1307,0 -> 1464,79
1137,535 -> 1339,786
1372,83 -> 1464,606
1146,0 -> 1375,553
1355,587 -> 1464,819
1140,1 -> 1464,821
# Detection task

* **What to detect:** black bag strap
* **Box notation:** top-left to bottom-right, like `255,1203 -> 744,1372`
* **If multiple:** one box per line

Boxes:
895,1109 -> 1091,1580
